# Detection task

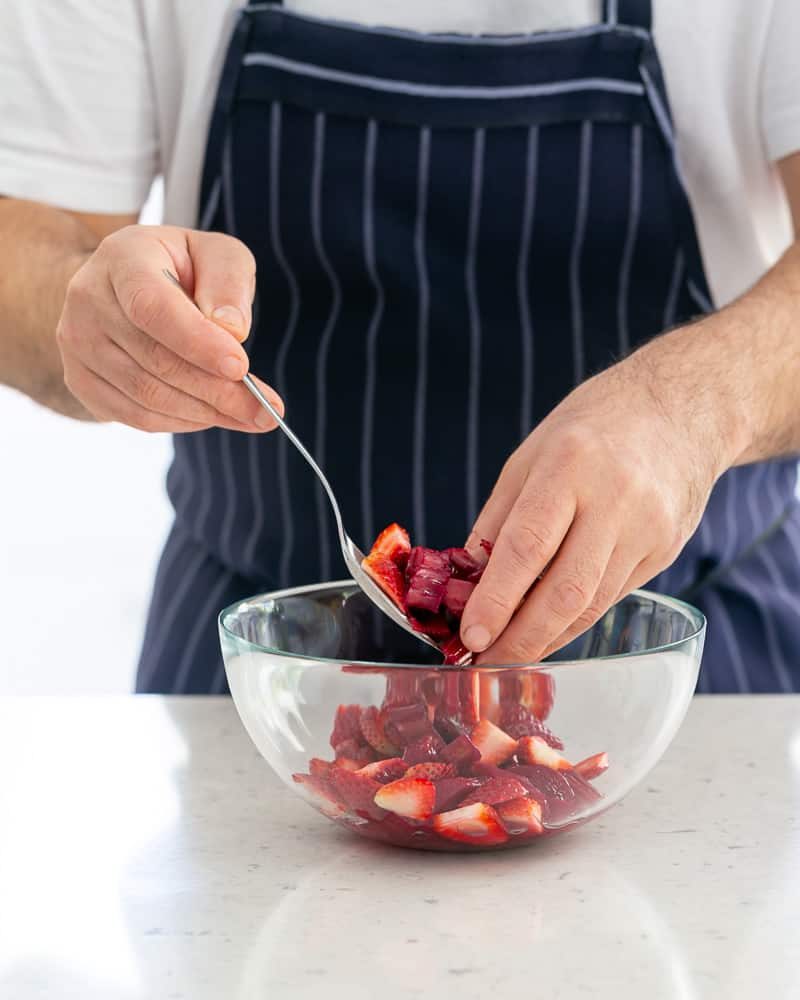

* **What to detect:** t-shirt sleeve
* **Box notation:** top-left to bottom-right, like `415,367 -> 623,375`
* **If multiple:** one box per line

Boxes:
0,0 -> 158,213
760,0 -> 800,163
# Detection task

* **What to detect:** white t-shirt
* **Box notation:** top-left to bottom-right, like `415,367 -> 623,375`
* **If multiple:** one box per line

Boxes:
1,1 -> 799,307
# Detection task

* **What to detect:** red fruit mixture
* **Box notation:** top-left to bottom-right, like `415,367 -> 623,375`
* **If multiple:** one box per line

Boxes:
292,669 -> 608,851
362,523 -> 493,664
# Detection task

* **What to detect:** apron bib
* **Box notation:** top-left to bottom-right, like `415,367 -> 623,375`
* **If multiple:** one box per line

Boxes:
137,0 -> 800,694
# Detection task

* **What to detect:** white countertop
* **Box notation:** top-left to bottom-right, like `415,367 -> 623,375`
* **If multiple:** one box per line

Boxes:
1,695 -> 799,1000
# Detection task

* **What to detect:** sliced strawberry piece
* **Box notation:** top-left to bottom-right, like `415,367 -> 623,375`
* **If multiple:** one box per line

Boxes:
518,672 -> 555,720
309,758 -> 334,779
460,774 -> 530,807
404,762 -> 456,780
433,802 -> 508,847
374,777 -> 436,820
508,764 -> 577,823
497,797 -> 544,836
363,553 -> 406,610
403,733 -> 445,765
434,777 -> 483,814
408,611 -> 454,641
328,767 -> 387,821
357,757 -> 408,784
438,733 -> 481,771
381,702 -> 433,747
367,522 -> 411,569
441,673 -> 462,717
574,751 -> 609,781
443,577 -> 476,616
335,757 -> 370,772
459,671 -> 480,725
293,773 -> 347,819
471,719 -> 518,766
330,704 -> 363,748
517,736 -> 572,771
359,706 -> 400,756
383,671 -> 422,708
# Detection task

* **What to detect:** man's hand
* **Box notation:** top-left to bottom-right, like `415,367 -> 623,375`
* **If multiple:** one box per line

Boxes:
459,330 -> 745,664
57,224 -> 282,433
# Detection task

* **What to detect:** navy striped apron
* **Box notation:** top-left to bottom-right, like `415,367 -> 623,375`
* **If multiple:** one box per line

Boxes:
137,0 -> 800,695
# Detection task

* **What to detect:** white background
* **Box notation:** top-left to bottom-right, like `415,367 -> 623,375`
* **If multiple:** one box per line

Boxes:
0,184 -> 171,694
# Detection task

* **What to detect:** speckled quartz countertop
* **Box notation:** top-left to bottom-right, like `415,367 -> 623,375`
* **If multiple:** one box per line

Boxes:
1,696 -> 799,1000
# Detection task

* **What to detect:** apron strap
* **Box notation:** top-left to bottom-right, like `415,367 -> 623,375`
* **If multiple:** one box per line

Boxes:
602,0 -> 652,31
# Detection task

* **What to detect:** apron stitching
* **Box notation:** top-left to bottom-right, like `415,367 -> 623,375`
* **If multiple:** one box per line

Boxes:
412,126 -> 432,545
360,119 -> 382,550
687,279 -> 713,314
199,175 -> 222,232
269,102 -> 301,587
242,54 -> 646,101
465,127 -> 485,527
517,124 -> 538,439
311,111 -> 342,580
605,0 -> 619,27
156,546 -> 210,694
570,121 -> 593,385
662,248 -> 684,329
193,426 -> 215,553
220,128 -> 239,568
617,123 -> 642,357
726,563 -> 794,693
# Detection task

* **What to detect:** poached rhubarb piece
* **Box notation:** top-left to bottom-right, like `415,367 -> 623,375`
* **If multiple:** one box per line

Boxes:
361,523 -> 494,663
291,669 -> 610,851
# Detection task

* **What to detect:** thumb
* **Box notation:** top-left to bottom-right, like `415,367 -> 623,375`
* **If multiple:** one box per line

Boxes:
187,230 -> 256,343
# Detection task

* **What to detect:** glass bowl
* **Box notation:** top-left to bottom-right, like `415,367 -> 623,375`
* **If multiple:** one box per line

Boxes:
219,582 -> 705,852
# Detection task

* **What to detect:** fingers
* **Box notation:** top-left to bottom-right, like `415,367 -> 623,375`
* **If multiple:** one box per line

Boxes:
101,318 -> 282,430
464,456 -> 527,556
475,511 -> 615,665
64,359 -> 214,434
100,229 -> 251,378
460,480 -> 576,654
186,229 -> 257,343
536,546 -> 640,661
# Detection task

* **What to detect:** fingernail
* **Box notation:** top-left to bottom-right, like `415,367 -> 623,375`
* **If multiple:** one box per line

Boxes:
463,625 -> 491,652
254,407 -> 274,430
211,305 -> 246,334
219,356 -> 245,380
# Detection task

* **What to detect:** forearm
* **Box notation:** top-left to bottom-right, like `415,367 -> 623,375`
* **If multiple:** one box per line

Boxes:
0,198 -> 96,417
627,240 -> 800,474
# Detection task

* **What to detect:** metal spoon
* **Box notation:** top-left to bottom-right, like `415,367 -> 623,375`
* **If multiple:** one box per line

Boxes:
162,269 -> 442,655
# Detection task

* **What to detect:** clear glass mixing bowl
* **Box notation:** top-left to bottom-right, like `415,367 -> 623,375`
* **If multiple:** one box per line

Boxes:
219,583 -> 705,852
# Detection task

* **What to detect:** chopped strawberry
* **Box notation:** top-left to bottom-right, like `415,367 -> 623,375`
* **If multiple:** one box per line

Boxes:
367,522 -> 411,569
383,671 -> 423,708
335,757 -> 370,772
460,774 -> 531,807
517,736 -> 572,771
438,733 -> 481,771
434,777 -> 482,813
441,673 -> 462,717
408,612 -> 455,641
293,773 -> 347,819
470,719 -> 518,766
359,706 -> 400,756
374,777 -> 436,819
328,767 -> 387,821
433,802 -> 508,847
309,758 -> 334,779
574,751 -> 609,781
357,757 -> 408,784
497,797 -> 544,836
403,733 -> 445,765
363,553 -> 407,610
518,672 -> 554,720
508,764 -> 576,823
330,704 -> 362,748
440,636 -> 473,665
443,578 -> 476,616
404,762 -> 456,780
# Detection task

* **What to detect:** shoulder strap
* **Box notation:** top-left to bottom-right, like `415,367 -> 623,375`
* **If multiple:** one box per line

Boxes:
602,0 -> 652,31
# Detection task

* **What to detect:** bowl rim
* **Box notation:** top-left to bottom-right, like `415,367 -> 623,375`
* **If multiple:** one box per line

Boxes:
218,580 -> 706,672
